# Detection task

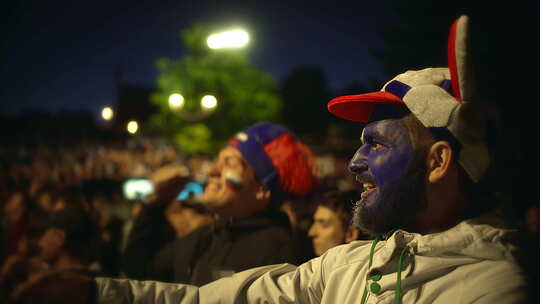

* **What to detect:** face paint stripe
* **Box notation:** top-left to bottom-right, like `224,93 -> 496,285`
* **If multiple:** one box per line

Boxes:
224,170 -> 244,191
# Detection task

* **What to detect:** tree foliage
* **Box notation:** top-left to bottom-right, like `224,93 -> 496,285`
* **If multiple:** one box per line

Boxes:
150,23 -> 283,154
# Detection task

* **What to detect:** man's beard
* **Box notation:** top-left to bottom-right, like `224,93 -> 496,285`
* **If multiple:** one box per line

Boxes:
352,160 -> 426,237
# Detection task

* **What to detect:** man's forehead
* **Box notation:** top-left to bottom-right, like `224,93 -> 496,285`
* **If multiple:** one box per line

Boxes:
360,118 -> 403,141
218,146 -> 244,160
315,206 -> 339,219
217,147 -> 254,177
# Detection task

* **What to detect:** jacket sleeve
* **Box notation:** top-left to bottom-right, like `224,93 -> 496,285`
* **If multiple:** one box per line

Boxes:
200,261 -> 324,303
97,257 -> 327,304
96,277 -> 200,304
122,204 -> 174,281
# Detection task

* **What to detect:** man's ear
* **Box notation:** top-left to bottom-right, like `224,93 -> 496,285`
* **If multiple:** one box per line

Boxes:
345,226 -> 359,243
255,185 -> 271,201
426,141 -> 454,183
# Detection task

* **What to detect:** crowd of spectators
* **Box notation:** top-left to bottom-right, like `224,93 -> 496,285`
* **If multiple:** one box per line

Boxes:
3,130 -> 539,303
0,139 -> 213,298
0,134 -> 360,300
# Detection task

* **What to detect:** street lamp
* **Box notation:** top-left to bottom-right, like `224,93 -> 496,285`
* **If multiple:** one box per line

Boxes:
101,106 -> 114,121
168,93 -> 218,122
207,29 -> 249,49
127,120 -> 139,134
201,95 -> 218,109
168,93 -> 185,110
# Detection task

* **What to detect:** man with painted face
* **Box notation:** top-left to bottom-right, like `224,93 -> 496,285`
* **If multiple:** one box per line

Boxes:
10,15 -> 527,304
121,122 -> 319,285
349,117 -> 422,237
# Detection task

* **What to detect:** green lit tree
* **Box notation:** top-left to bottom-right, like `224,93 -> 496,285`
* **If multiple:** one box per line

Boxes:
150,24 -> 283,154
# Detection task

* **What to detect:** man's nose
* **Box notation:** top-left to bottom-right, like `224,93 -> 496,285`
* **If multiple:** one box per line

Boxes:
208,162 -> 221,177
348,147 -> 368,174
308,225 -> 317,237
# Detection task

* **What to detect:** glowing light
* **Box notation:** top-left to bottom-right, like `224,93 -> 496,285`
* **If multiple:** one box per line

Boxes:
207,29 -> 249,49
101,106 -> 114,120
127,120 -> 139,134
123,179 -> 154,200
201,95 -> 218,109
168,93 -> 185,109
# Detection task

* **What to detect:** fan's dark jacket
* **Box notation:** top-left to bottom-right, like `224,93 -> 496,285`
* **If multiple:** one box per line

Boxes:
122,204 -> 300,286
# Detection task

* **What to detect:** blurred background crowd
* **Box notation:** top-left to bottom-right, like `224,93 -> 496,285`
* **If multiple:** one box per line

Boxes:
0,135 -> 363,300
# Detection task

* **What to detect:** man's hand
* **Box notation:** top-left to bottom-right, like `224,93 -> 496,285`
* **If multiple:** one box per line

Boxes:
147,164 -> 189,206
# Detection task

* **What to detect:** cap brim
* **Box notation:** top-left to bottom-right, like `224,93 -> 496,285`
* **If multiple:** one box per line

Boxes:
327,91 -> 404,122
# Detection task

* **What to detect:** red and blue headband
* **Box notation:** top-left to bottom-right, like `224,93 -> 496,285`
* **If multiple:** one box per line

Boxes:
228,122 -> 291,202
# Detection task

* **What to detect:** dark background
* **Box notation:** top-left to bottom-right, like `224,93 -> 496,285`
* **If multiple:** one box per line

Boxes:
1,0 -> 395,116
1,1 -> 538,213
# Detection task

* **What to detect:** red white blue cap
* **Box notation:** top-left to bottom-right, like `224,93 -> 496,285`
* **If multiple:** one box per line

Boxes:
328,16 -> 492,182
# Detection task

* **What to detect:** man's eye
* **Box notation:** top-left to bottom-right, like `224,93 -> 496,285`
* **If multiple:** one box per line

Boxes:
371,143 -> 384,151
319,223 -> 329,229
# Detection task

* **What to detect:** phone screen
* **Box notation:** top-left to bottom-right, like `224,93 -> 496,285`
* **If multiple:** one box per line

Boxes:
123,178 -> 154,201
177,182 -> 204,200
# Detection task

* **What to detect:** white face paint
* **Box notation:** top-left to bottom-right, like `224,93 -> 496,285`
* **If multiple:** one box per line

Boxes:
224,170 -> 244,189
198,147 -> 268,217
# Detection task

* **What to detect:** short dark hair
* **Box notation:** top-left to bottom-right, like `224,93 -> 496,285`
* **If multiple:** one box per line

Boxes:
318,190 -> 360,229
401,113 -> 498,217
401,114 -> 436,160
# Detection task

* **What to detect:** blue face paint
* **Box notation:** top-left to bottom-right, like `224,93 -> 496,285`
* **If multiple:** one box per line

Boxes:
349,119 -> 414,200
349,118 -> 424,236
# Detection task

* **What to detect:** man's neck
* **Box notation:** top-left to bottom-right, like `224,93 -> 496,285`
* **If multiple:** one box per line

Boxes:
409,181 -> 470,234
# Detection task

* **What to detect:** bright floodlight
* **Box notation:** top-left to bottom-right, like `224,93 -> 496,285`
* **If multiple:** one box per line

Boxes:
168,93 -> 185,109
207,29 -> 249,49
127,120 -> 139,134
101,106 -> 114,120
201,95 -> 218,109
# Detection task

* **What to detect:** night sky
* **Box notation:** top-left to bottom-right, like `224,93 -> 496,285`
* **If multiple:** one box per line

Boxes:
1,0 -> 397,118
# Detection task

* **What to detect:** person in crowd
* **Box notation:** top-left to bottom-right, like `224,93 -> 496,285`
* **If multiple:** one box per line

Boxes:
119,201 -> 143,255
280,195 -> 319,264
121,122 -> 319,285
2,191 -> 31,258
8,15 -> 528,304
308,190 -> 361,256
37,206 -> 101,275
0,190 -> 51,301
90,191 -> 124,277
1,205 -> 101,301
33,188 -> 57,215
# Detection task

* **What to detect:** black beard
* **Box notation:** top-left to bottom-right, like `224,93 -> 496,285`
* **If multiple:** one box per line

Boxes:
352,161 -> 426,238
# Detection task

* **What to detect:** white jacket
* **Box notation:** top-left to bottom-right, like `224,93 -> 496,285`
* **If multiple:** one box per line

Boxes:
97,214 -> 527,303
